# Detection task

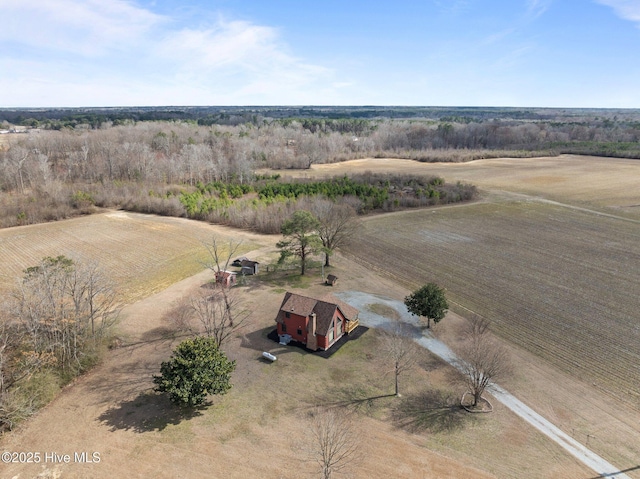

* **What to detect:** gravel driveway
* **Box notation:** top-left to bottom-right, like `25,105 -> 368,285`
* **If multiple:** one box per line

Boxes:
335,291 -> 630,479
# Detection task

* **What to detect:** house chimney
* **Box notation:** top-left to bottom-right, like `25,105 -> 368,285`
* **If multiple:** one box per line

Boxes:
309,312 -> 316,336
307,312 -> 318,351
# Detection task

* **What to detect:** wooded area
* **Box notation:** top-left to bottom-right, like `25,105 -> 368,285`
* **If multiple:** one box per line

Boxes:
1,106 -> 638,229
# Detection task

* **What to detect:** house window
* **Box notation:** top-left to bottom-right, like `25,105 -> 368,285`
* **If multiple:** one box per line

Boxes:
297,327 -> 302,336
281,323 -> 287,333
285,312 -> 290,318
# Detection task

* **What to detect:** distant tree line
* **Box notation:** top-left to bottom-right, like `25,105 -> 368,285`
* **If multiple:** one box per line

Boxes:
0,122 -> 479,230
0,111 -> 637,229
3,105 -> 640,126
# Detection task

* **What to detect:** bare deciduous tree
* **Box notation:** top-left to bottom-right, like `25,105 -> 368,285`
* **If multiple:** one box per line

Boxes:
11,256 -> 119,373
311,200 -> 360,267
4,145 -> 30,194
163,237 -> 250,349
457,315 -> 511,408
1,257 -> 118,430
381,323 -> 418,397
167,289 -> 248,349
309,408 -> 360,479
201,237 -> 243,325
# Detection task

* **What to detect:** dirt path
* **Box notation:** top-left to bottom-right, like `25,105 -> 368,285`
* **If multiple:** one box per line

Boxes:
334,291 -> 632,479
494,190 -> 640,225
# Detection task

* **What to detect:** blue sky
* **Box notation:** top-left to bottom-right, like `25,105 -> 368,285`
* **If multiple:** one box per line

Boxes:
1,0 -> 640,108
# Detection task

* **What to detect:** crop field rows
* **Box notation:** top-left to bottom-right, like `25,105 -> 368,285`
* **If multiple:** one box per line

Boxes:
345,199 -> 640,407
0,211 -> 258,301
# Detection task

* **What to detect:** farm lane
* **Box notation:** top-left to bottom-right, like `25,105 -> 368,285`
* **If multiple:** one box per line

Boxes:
355,188 -> 640,226
494,190 -> 640,225
335,291 -> 632,479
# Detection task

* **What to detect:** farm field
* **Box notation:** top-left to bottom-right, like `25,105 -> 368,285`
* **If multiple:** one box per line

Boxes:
2,155 -> 640,478
0,210 -> 263,301
345,200 -> 640,408
301,154 -> 640,219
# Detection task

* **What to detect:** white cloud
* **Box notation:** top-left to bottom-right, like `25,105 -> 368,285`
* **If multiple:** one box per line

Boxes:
147,18 -> 335,104
595,0 -> 640,25
526,0 -> 552,19
1,0 -> 165,56
0,1 -> 345,106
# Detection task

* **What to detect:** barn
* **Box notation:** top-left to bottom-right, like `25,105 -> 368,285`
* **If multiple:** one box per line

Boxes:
275,292 -> 359,351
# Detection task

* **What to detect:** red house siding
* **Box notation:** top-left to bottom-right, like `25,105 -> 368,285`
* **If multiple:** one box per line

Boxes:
277,312 -> 308,345
316,310 -> 347,350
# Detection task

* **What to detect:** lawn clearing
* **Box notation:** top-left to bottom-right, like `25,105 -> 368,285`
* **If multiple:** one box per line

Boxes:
0,268 -> 591,479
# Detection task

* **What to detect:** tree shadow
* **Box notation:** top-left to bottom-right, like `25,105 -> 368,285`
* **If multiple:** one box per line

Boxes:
239,326 -> 307,358
390,389 -> 468,433
98,390 -> 207,433
112,326 -> 182,353
587,465 -> 640,478
313,384 -> 396,414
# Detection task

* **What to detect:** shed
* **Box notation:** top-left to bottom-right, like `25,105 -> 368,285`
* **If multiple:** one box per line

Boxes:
215,270 -> 237,288
325,274 -> 338,286
240,260 -> 259,275
232,256 -> 249,267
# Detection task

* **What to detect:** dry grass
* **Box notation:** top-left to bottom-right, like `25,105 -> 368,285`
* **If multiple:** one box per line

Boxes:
2,155 -> 640,478
0,210 -> 264,301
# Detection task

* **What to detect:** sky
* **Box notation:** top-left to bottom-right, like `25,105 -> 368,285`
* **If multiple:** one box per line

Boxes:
1,0 -> 640,108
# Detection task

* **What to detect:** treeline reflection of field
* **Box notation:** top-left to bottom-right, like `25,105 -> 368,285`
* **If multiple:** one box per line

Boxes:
345,200 -> 640,408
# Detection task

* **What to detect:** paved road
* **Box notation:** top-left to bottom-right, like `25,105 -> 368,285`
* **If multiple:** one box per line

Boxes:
335,291 -> 631,479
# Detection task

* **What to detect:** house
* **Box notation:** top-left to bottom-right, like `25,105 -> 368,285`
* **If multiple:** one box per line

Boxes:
275,292 -> 359,351
215,270 -> 237,287
240,259 -> 259,275
325,274 -> 338,286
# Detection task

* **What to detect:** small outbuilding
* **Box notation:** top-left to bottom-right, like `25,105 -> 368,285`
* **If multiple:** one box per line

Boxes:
232,256 -> 249,267
325,274 -> 338,286
215,270 -> 237,288
240,259 -> 259,275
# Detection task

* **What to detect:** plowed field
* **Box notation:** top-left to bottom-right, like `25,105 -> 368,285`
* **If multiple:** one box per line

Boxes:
344,198 -> 640,409
0,210 -> 261,300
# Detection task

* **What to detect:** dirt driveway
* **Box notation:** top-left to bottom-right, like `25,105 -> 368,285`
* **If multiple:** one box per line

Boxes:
1,249 -> 500,479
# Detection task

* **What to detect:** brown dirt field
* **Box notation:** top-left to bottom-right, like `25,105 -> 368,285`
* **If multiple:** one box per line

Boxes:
2,155 -> 640,478
0,210 -> 267,301
344,200 -> 640,411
